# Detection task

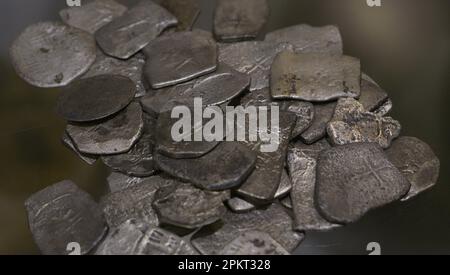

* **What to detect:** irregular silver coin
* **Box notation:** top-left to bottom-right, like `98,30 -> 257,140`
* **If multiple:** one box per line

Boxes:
153,182 -> 230,229
62,131 -> 98,165
96,0 -> 178,59
141,63 -> 249,115
101,175 -> 176,228
327,98 -> 401,149
241,88 -> 314,139
59,0 -> 127,34
155,110 -> 221,159
192,203 -> 304,254
102,113 -> 158,177
271,51 -> 361,102
66,102 -> 144,155
25,180 -> 107,255
219,41 -> 294,91
316,143 -> 411,224
219,231 -> 289,255
236,111 -> 297,204
155,142 -> 257,191
10,21 -> 96,88
107,172 -> 147,193
300,102 -> 336,144
144,30 -> 218,89
385,137 -> 440,201
265,24 -> 343,54
358,78 -> 389,112
83,51 -> 147,98
274,170 -> 293,199
56,75 -> 136,122
214,0 -> 269,42
226,197 -> 256,213
287,149 -> 339,231
96,219 -> 198,255
158,0 -> 201,31
374,98 -> 393,117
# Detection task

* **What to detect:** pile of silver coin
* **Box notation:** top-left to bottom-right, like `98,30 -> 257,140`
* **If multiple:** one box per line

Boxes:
11,0 -> 440,255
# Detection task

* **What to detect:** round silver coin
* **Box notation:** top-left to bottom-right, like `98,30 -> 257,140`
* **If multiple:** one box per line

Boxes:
10,21 -> 96,88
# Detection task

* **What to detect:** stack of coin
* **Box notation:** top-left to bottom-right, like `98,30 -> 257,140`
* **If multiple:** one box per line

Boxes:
11,0 -> 440,255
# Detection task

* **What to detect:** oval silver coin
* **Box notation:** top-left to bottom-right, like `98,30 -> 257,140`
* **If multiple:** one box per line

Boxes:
10,21 -> 96,88
57,75 -> 136,122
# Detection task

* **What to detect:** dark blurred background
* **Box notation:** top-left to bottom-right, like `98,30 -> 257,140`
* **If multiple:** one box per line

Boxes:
0,0 -> 448,255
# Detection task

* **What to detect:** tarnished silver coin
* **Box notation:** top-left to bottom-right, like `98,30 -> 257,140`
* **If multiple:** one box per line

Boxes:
226,197 -> 256,213
214,0 -> 269,42
287,150 -> 339,231
155,110 -> 221,159
265,24 -> 343,54
158,0 -> 201,31
96,220 -> 198,255
241,88 -> 314,139
271,51 -> 361,102
219,231 -> 289,255
300,102 -> 336,144
316,143 -> 411,224
236,111 -> 297,204
219,41 -> 294,91
107,172 -> 147,193
386,137 -> 440,201
66,102 -> 144,155
59,0 -> 127,34
102,113 -> 157,177
327,98 -> 401,149
25,180 -> 107,255
153,182 -> 230,229
155,142 -> 257,191
62,131 -> 98,165
274,170 -> 293,199
144,30 -> 217,89
374,98 -> 393,117
83,51 -> 147,98
141,63 -> 249,116
96,0 -> 178,59
10,21 -> 96,88
101,175 -> 175,228
56,75 -> 136,122
358,77 -> 389,112
192,203 -> 304,254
